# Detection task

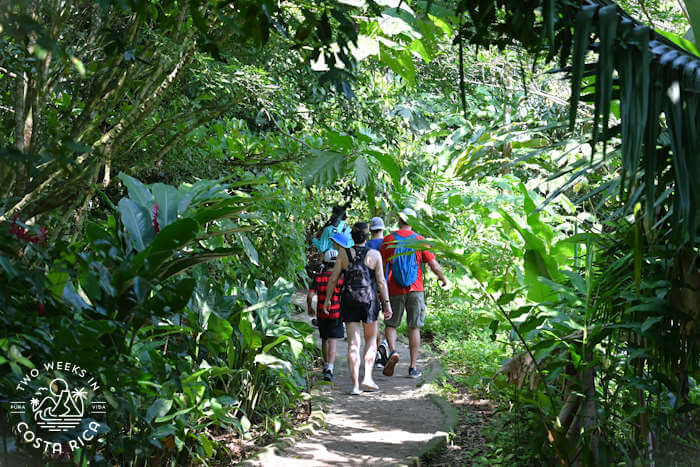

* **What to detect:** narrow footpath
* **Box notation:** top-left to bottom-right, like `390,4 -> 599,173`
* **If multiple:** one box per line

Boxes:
245,294 -> 449,466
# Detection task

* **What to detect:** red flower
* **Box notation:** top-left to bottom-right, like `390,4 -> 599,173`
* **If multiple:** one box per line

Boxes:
152,203 -> 160,234
8,217 -> 47,244
37,303 -> 45,316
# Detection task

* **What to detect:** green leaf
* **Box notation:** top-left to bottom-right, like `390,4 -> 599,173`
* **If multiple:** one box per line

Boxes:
154,407 -> 194,423
569,5 -> 596,131
379,43 -> 415,85
366,179 -> 377,213
198,434 -> 214,458
157,248 -> 239,279
118,198 -> 154,251
524,249 -> 557,302
378,10 -> 416,36
239,234 -> 259,266
192,197 -> 254,225
254,353 -> 293,372
353,156 -> 371,186
686,0 -> 700,47
0,256 -> 18,278
303,149 -> 345,186
641,316 -> 663,333
207,312 -> 234,344
118,173 -> 154,209
62,282 -> 92,310
656,29 -> 700,58
133,218 -> 200,273
146,399 -> 173,423
367,150 -> 401,187
151,183 -> 181,228
592,4 -> 617,154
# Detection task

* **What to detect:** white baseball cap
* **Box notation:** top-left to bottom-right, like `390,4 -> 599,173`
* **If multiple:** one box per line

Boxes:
398,207 -> 417,223
323,249 -> 338,263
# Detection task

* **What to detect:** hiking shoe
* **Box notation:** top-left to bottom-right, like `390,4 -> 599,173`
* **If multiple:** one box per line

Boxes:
408,367 -> 423,379
377,341 -> 389,365
382,351 -> 399,376
323,369 -> 333,382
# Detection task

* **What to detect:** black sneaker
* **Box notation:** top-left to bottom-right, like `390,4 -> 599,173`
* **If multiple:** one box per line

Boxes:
377,341 -> 389,365
323,369 -> 333,382
408,367 -> 423,379
374,353 -> 384,369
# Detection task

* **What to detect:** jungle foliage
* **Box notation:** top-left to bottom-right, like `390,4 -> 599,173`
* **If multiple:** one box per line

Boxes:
1,0 -> 699,465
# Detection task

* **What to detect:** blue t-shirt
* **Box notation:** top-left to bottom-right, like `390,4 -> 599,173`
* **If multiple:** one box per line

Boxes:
366,238 -> 383,250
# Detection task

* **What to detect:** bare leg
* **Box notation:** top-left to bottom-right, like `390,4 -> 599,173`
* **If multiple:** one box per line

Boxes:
362,321 -> 378,386
385,326 -> 398,352
345,322 -> 362,391
408,326 -> 420,368
322,339 -> 330,364
327,338 -> 337,365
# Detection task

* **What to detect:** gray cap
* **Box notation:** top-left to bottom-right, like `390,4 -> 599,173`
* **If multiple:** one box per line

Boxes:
369,216 -> 385,231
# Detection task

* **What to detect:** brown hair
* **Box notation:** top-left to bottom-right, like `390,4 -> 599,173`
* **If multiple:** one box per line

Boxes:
351,222 -> 369,244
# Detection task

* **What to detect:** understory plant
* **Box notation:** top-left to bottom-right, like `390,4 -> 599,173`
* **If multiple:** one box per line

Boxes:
0,174 -> 315,465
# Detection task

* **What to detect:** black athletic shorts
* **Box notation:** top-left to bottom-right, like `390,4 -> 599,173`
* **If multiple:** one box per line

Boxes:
318,318 -> 345,339
341,300 -> 379,324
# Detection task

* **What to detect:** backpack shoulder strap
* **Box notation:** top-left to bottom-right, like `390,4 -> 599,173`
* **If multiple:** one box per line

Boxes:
347,247 -> 356,262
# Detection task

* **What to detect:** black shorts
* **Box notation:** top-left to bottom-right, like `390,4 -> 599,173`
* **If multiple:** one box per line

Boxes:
318,318 -> 345,339
341,301 -> 379,323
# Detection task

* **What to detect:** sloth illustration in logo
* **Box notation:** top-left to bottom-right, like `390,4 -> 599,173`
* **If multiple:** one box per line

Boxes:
30,378 -> 87,429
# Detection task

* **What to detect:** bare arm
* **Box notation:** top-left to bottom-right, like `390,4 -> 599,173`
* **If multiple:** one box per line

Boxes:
369,250 -> 393,319
306,290 -> 316,317
427,258 -> 448,287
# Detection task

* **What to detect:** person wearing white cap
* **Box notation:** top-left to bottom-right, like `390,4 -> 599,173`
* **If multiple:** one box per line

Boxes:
366,216 -> 390,368
380,207 -> 448,379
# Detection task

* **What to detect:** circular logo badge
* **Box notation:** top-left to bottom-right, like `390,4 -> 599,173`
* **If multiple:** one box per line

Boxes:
11,361 -> 107,455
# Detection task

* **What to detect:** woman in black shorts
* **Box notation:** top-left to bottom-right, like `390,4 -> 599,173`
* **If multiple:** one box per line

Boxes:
324,223 -> 393,395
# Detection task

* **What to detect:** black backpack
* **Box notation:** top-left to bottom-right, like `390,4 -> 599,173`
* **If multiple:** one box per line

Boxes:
342,246 -> 374,308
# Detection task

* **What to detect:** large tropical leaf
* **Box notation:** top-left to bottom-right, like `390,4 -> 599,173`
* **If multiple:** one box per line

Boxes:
118,198 -> 154,251
303,149 -> 345,186
119,173 -> 154,209
367,149 -> 401,187
151,183 -> 181,228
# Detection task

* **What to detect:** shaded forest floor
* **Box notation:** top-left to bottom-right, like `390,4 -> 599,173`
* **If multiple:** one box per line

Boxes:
422,334 -> 497,467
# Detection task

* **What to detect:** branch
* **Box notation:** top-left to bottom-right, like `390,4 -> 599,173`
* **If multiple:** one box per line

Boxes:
262,108 -> 315,150
89,40 -> 195,159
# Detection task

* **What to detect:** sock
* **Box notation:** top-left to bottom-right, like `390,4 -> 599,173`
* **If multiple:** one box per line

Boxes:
327,363 -> 334,372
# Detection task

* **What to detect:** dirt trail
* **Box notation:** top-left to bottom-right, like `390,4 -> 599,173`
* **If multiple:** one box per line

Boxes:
246,294 -> 447,466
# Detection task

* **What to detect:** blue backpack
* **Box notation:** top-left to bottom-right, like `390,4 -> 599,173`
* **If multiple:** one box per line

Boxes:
390,232 -> 419,287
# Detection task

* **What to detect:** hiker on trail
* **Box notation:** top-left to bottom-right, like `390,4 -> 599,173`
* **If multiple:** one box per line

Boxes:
312,204 -> 353,253
307,249 -> 345,382
380,208 -> 448,379
367,216 -> 390,368
366,216 -> 385,250
324,224 -> 393,395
